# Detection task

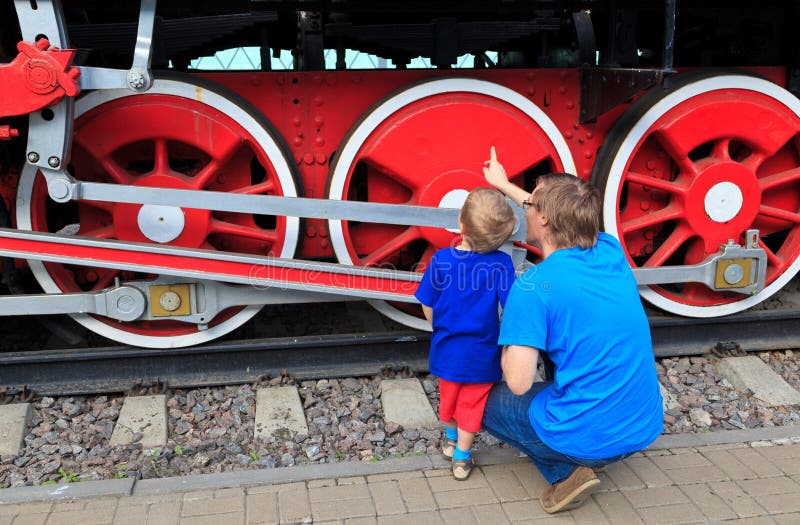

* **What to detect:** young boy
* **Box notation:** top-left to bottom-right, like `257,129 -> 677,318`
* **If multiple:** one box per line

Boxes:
415,187 -> 517,480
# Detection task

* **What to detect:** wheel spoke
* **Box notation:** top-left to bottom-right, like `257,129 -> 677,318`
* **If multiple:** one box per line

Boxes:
758,167 -> 800,191
620,203 -> 684,234
759,239 -> 785,271
90,269 -> 119,291
81,200 -> 115,215
741,152 -> 767,173
414,243 -> 437,272
758,205 -> 800,224
192,139 -> 243,189
360,147 -> 423,192
153,139 -> 169,174
361,227 -> 420,267
99,156 -> 135,185
232,179 -> 276,195
209,219 -> 278,243
79,225 -> 116,239
711,138 -> 732,161
643,222 -> 693,267
625,171 -> 687,195
653,131 -> 701,178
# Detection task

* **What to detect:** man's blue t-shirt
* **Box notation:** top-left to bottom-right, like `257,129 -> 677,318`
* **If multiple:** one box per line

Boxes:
415,248 -> 516,383
499,233 -> 663,459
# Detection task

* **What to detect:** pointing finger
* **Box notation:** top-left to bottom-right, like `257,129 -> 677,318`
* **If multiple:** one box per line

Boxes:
490,146 -> 497,163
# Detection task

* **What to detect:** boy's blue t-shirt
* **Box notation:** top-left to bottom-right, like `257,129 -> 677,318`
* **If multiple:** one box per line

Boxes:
415,247 -> 516,383
499,233 -> 663,459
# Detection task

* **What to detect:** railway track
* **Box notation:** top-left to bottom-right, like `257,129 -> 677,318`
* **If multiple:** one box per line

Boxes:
1,306 -> 799,396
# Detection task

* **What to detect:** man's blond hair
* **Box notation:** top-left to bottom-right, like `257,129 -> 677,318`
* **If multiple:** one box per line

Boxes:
460,187 -> 515,253
532,173 -> 600,250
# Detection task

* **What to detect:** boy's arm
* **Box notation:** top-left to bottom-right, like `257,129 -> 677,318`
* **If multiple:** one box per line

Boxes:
421,305 -> 433,324
501,344 -> 539,395
483,146 -> 530,207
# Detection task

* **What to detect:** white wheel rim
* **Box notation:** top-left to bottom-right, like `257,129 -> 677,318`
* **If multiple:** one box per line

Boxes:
327,78 -> 575,330
16,79 -> 300,348
602,75 -> 800,317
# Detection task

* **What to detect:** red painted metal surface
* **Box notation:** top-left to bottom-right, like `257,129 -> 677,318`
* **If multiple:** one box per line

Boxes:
202,69 -> 614,259
0,38 -> 79,118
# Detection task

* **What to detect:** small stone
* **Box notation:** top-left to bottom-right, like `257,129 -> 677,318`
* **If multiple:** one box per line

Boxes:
281,453 -> 295,467
402,429 -> 420,440
192,453 -> 211,467
385,421 -> 403,435
689,408 -> 712,427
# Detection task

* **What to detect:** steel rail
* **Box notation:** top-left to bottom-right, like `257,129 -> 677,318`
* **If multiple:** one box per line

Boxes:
0,307 -> 798,396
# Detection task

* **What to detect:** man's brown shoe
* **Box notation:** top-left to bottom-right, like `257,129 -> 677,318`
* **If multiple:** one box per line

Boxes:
539,466 -> 600,514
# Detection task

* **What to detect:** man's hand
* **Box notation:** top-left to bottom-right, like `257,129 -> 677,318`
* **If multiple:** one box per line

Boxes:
483,146 -> 509,188
483,146 -> 530,207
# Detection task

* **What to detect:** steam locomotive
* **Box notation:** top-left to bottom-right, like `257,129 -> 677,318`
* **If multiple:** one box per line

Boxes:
0,1 -> 797,347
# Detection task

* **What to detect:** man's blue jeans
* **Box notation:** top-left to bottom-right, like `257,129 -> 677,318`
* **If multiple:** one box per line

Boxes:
482,381 -> 630,484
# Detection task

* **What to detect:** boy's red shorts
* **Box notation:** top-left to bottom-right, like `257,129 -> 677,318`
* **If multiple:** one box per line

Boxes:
438,379 -> 494,433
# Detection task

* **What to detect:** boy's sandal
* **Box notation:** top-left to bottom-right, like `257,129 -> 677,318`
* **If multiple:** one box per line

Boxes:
441,437 -> 457,459
452,458 -> 474,481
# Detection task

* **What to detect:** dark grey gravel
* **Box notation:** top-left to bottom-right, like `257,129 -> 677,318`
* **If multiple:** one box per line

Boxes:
0,350 -> 798,488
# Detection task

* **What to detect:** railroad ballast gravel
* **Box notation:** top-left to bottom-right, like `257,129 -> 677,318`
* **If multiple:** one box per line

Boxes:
1,350 -> 799,487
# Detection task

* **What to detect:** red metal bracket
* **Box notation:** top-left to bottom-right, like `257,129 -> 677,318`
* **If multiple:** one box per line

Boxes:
0,126 -> 19,141
0,38 -> 80,119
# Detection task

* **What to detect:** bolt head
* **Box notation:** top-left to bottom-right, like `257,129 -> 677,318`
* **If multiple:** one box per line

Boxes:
27,152 -> 40,163
48,156 -> 60,168
128,72 -> 146,89
723,263 -> 745,285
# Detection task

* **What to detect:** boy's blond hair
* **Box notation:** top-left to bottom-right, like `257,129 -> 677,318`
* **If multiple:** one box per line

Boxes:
459,187 -> 515,253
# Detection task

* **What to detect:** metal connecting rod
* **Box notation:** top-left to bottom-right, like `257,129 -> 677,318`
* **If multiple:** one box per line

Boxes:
0,286 -> 146,321
0,228 -> 768,322
43,174 -> 470,231
0,228 -> 421,303
76,0 -> 157,91
632,231 -> 767,295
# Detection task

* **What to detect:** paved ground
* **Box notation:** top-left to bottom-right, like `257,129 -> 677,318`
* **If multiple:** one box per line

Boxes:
1,428 -> 799,524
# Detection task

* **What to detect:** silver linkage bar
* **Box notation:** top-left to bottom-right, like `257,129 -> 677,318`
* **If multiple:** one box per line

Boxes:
47,174 -> 467,232
632,230 -> 767,294
0,285 -> 146,321
76,0 -> 157,91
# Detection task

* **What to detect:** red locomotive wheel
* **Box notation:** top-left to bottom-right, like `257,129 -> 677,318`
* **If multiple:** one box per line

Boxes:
592,72 -> 800,317
328,78 -> 575,330
17,77 -> 300,347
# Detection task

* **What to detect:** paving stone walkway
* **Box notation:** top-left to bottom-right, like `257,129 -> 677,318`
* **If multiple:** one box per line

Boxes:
1,434 -> 799,524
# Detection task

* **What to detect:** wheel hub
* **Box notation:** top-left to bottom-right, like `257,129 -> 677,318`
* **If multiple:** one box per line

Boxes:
703,182 -> 743,223
437,188 -> 470,233
137,204 -> 186,243
418,170 -> 485,242
685,161 -> 761,248
112,174 -> 211,247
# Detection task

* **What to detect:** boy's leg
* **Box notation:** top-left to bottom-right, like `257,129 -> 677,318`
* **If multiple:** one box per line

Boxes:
456,427 -> 475,452
438,379 -> 459,458
450,382 -> 493,481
